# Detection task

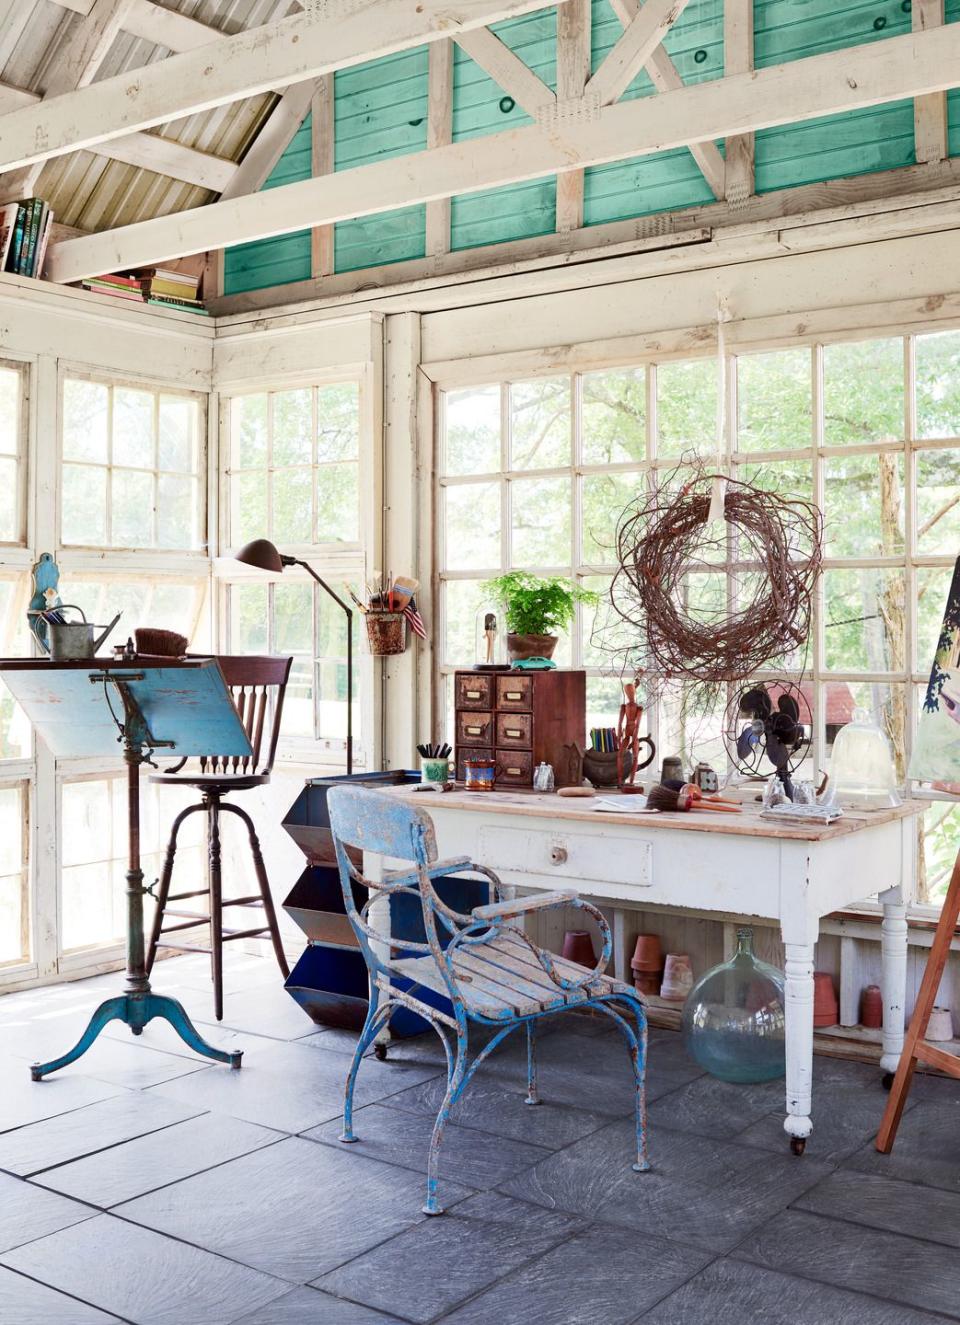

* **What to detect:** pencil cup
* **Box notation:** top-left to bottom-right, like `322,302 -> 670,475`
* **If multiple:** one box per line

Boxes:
421,757 -> 450,785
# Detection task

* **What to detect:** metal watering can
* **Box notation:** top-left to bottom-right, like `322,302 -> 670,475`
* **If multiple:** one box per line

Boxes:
38,605 -> 121,661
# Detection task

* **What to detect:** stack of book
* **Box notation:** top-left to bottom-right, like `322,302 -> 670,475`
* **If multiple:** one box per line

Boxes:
138,267 -> 205,313
79,265 -> 208,314
0,198 -> 54,279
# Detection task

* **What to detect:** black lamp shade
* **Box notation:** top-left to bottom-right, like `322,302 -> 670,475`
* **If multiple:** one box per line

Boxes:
234,538 -> 285,574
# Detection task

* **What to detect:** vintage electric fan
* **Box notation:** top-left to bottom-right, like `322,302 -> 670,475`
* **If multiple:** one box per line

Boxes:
722,681 -> 813,798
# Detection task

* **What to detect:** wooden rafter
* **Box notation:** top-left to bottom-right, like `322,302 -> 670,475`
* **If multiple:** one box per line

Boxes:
311,76 -> 335,276
914,0 -> 947,164
723,0 -> 753,203
555,0 -> 590,230
608,0 -> 724,200
453,26 -> 555,117
219,79 -> 317,201
45,22 -> 960,284
0,0 -> 567,175
426,40 -> 454,256
587,0 -> 689,106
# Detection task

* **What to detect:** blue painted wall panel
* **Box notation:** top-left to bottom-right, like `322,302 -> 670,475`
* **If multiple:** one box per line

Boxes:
223,115 -> 312,296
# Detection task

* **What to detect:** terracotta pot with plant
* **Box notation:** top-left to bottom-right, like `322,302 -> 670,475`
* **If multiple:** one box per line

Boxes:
483,571 -> 598,662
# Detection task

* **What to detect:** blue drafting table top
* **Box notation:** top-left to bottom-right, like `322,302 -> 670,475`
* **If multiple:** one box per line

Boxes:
0,657 -> 252,760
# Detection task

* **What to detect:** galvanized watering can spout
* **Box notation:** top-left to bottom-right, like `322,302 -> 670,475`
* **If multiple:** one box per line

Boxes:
92,613 -> 121,653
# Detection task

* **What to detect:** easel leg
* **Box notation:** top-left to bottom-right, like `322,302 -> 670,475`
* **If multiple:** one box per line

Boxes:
876,847 -> 960,1152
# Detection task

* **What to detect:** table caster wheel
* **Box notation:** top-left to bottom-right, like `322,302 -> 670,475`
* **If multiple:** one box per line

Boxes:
790,1136 -> 806,1156
374,1043 -> 388,1061
882,1072 -> 895,1091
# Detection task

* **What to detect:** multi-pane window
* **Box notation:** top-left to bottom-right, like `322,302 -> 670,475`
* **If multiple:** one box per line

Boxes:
61,376 -> 204,549
0,783 -> 29,968
0,362 -> 25,544
438,331 -> 960,908
228,381 -> 360,547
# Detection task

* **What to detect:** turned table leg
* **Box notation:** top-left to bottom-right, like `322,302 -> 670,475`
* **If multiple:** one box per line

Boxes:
783,940 -> 816,1154
879,884 -> 908,1081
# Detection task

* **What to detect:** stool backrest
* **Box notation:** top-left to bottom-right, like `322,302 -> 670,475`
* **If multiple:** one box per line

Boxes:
199,655 -> 292,777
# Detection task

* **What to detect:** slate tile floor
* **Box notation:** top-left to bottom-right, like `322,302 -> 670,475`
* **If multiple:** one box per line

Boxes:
2,952 -> 960,1324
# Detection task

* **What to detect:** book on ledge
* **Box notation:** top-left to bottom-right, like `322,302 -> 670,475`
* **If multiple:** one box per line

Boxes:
1,199 -> 53,278
80,264 -> 205,311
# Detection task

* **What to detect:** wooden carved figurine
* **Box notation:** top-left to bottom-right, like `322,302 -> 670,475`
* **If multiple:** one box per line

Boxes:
617,678 -> 643,787
559,741 -> 585,789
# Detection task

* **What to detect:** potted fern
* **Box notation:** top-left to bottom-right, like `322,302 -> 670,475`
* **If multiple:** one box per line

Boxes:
484,571 -> 598,662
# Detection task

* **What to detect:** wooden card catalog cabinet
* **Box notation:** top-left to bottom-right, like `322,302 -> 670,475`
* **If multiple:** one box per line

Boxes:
453,669 -> 585,788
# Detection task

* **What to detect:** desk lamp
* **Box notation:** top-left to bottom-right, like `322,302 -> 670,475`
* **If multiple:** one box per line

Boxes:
233,538 -> 353,775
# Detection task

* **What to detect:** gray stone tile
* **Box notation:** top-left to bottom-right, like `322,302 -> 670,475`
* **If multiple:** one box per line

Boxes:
738,1070 -> 898,1163
639,1257 -> 951,1324
306,1103 -> 551,1191
116,1135 -> 473,1283
500,1119 -> 831,1253
384,1072 -> 612,1150
194,982 -> 323,1040
0,1071 -> 122,1133
0,1170 -> 95,1252
149,1038 -> 443,1134
647,1073 -> 785,1140
734,1208 -> 960,1320
5,1029 -> 210,1089
0,1265 -> 123,1324
0,1213 -> 288,1325
846,1098 -> 960,1193
436,1222 -> 709,1325
231,1287 -> 407,1325
796,1168 -> 960,1249
315,1191 -> 582,1324
481,1036 -> 682,1116
0,1091 -> 203,1177
33,1112 -> 282,1208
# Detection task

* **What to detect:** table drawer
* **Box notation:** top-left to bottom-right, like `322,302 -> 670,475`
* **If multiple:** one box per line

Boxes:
497,674 -> 532,711
457,710 -> 494,746
496,712 -> 531,748
477,824 -> 652,889
496,749 -> 533,786
456,674 -> 493,710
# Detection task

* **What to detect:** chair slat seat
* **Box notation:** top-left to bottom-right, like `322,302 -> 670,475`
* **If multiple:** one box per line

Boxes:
391,932 -> 629,1020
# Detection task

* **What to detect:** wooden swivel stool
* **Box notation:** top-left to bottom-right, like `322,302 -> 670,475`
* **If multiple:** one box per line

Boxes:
146,655 -> 292,1019
877,846 -> 960,1152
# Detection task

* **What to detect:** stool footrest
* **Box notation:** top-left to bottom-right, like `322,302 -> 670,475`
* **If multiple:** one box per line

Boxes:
169,889 -> 209,902
157,924 -> 270,948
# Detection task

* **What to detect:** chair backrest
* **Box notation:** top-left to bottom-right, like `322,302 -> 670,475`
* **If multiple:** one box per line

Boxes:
326,786 -> 438,867
196,654 -> 292,777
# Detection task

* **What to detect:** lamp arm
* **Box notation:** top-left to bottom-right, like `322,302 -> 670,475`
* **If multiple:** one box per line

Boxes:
287,558 -> 354,776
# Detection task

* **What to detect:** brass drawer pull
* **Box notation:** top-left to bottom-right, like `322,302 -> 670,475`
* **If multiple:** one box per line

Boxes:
465,725 -> 484,736
505,727 -> 523,738
465,689 -> 482,699
504,690 -> 523,701
505,767 -> 522,776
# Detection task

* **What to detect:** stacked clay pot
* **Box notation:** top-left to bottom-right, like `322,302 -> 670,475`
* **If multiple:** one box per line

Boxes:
631,934 -> 663,997
860,984 -> 883,1029
562,929 -> 596,968
813,971 -> 839,1027
661,952 -> 694,1002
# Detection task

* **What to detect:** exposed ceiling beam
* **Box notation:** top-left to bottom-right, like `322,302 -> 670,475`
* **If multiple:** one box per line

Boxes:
46,22 -> 960,284
0,0 -> 567,174
50,0 -> 223,52
0,81 -> 236,192
219,79 -> 316,201
914,0 -> 947,163
587,0 -> 689,106
723,0 -> 753,203
453,27 -> 556,117
555,0 -> 590,230
608,0 -> 724,199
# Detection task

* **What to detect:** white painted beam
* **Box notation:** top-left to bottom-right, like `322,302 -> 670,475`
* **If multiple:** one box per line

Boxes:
311,76 -> 335,275
46,22 -> 960,283
219,81 -> 316,200
608,0 -> 724,199
425,40 -> 454,256
0,81 -> 236,191
723,0 -> 753,203
0,0 -> 567,173
914,0 -> 946,164
51,0 -> 223,52
555,0 -> 590,230
453,26 -> 555,117
587,0 -> 689,106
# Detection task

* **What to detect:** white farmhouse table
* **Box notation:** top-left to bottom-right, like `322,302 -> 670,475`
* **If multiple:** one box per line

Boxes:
375,784 -> 923,1153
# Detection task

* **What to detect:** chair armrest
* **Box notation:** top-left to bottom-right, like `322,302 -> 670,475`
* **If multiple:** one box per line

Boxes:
472,889 -> 577,922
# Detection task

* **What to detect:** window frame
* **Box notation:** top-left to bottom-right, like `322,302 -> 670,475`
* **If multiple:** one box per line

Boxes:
434,326 -> 960,920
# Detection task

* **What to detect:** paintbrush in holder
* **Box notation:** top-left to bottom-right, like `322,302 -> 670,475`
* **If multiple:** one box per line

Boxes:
646,784 -> 742,814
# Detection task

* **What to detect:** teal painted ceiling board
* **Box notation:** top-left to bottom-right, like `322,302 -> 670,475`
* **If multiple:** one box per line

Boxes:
584,145 -> 718,228
755,0 -> 911,66
591,0 -> 722,104
335,206 -> 427,272
451,178 -> 556,251
756,101 -> 915,193
223,113 -> 312,297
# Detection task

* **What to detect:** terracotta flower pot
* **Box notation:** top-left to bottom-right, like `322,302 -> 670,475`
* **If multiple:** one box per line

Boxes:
633,972 -> 660,997
507,632 -> 557,662
813,970 -> 838,1028
562,929 -> 596,968
860,984 -> 883,1030
927,1005 -> 954,1042
661,952 -> 693,1002
631,934 -> 662,972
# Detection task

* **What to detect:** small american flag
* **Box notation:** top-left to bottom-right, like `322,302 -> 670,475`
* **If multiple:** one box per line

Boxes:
402,596 -> 427,640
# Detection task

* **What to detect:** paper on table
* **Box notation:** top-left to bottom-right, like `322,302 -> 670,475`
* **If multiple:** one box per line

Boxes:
594,797 -> 656,813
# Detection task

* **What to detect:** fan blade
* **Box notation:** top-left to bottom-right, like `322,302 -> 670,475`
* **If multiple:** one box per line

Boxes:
777,693 -> 800,721
765,731 -> 791,771
740,686 -> 772,719
736,725 -> 760,761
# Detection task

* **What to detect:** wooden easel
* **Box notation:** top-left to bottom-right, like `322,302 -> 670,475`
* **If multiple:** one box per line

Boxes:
876,845 -> 960,1152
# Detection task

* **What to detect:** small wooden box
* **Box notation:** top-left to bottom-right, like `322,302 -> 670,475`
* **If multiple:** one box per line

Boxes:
453,668 -> 585,788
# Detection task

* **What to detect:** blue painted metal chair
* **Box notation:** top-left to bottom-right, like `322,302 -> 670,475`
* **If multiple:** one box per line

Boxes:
326,785 -> 650,1215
